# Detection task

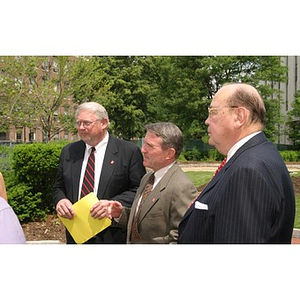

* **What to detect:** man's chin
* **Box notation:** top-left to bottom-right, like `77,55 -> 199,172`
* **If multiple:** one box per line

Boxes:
80,135 -> 91,143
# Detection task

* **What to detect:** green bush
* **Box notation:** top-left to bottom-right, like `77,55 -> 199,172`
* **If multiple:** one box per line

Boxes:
6,141 -> 69,222
182,148 -> 225,162
7,183 -> 46,222
280,150 -> 300,162
0,145 -> 13,174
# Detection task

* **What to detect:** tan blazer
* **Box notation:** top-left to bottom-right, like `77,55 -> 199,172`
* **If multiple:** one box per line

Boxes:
0,172 -> 7,201
117,162 -> 198,244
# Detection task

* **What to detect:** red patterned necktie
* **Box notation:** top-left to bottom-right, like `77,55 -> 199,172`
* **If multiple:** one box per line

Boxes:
80,147 -> 96,199
212,157 -> 227,178
130,172 -> 155,241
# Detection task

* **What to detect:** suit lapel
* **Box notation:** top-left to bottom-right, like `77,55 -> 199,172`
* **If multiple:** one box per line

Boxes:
97,136 -> 118,199
138,164 -> 178,223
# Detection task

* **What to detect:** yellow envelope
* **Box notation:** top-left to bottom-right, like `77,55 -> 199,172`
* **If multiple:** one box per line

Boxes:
58,192 -> 111,244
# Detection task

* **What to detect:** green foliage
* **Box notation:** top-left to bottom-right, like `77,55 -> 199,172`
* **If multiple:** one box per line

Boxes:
71,56 -> 153,139
0,145 -> 13,173
279,151 -> 300,162
182,148 -> 224,162
7,183 -> 46,222
4,141 -> 69,222
287,91 -> 300,145
0,56 -> 76,141
0,56 -> 290,141
70,56 -> 287,141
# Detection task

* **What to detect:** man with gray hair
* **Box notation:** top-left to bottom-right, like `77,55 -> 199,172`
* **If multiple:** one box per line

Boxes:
96,122 -> 198,243
53,102 -> 146,244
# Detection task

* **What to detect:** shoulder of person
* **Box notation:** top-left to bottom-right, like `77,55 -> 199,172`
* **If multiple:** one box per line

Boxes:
109,135 -> 139,149
63,140 -> 85,151
0,196 -> 10,211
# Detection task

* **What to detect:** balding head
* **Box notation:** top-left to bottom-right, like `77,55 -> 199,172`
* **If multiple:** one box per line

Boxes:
205,83 -> 266,155
221,83 -> 266,127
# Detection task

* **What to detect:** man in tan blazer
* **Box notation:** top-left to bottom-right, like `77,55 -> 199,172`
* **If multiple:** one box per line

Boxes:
93,122 -> 198,244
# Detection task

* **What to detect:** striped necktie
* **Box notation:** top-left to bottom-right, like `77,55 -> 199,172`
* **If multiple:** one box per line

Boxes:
80,147 -> 96,199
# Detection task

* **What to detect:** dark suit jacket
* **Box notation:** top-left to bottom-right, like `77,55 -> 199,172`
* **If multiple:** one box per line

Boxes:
178,132 -> 295,244
53,135 -> 146,244
116,162 -> 199,243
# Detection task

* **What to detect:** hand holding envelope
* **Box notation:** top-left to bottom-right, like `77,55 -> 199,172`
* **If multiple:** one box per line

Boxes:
58,193 -> 111,244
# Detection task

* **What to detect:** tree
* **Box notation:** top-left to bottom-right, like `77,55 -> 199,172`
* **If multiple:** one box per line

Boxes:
147,56 -> 287,141
71,56 -> 154,139
287,91 -> 300,146
0,56 -> 76,142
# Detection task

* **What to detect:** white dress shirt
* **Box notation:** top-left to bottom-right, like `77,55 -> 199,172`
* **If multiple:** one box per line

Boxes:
78,132 -> 109,200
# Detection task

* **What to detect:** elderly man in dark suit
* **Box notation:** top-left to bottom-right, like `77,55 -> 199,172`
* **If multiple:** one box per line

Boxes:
53,102 -> 146,244
179,83 -> 295,244
96,122 -> 198,243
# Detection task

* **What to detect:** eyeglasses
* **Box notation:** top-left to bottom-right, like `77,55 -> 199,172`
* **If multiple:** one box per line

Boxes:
75,120 -> 100,128
207,106 -> 239,116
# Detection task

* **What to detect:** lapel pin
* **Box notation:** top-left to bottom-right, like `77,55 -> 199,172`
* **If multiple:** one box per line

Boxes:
110,160 -> 115,165
151,198 -> 156,203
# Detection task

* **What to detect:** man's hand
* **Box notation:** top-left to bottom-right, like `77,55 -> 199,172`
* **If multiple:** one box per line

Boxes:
90,200 -> 123,219
56,199 -> 75,220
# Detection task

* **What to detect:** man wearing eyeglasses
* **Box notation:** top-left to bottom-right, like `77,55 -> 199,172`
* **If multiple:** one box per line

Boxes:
53,102 -> 146,244
178,83 -> 295,244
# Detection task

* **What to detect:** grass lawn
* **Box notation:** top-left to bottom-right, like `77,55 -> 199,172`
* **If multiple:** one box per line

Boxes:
185,171 -> 300,229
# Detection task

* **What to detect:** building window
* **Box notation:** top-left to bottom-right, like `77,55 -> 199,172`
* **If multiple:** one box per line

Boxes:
29,129 -> 35,142
16,131 -> 22,142
0,132 -> 7,140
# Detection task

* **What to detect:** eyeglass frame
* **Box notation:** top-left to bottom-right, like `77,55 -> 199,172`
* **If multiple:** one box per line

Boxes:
207,106 -> 239,116
75,119 -> 100,128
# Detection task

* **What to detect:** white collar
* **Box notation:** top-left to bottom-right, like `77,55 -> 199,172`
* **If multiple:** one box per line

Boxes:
86,132 -> 109,152
153,161 -> 175,188
227,131 -> 261,162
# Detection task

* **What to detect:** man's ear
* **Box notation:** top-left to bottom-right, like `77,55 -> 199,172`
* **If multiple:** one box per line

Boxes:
234,107 -> 248,129
166,147 -> 176,160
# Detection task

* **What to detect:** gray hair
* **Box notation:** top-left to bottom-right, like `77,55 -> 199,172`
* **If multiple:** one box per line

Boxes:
75,102 -> 110,127
145,122 -> 183,159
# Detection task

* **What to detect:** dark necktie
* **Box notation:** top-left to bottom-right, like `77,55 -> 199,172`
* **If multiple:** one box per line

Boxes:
212,157 -> 227,178
80,147 -> 96,199
130,172 -> 155,241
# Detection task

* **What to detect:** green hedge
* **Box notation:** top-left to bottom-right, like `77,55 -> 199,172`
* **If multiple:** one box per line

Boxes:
4,141 -> 69,222
279,151 -> 300,162
181,148 -> 300,163
181,148 -> 225,162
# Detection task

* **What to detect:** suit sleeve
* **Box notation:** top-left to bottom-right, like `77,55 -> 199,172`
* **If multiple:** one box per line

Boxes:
214,166 -> 280,243
52,148 -> 68,207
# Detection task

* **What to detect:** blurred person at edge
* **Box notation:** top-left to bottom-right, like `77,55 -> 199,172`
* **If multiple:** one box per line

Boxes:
53,102 -> 146,244
0,172 -> 7,201
0,172 -> 25,243
95,122 -> 199,244
178,83 -> 295,244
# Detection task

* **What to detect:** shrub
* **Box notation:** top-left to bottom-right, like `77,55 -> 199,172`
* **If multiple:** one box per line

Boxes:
182,148 -> 225,162
6,141 -> 69,222
280,150 -> 300,162
7,183 -> 46,222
